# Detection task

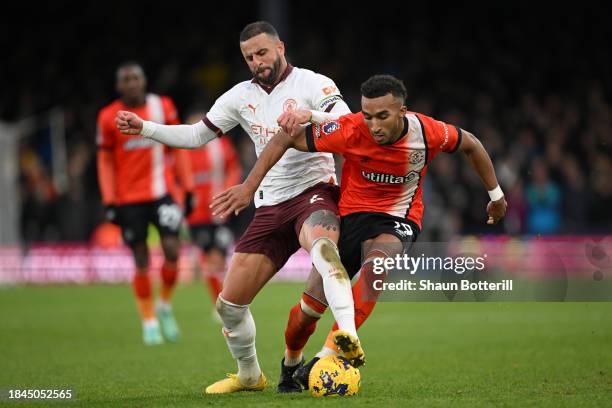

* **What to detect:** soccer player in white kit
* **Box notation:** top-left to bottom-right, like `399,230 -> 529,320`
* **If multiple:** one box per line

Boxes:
115,21 -> 363,394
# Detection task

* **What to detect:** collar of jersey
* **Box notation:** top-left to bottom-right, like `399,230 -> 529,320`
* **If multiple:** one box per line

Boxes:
252,64 -> 294,94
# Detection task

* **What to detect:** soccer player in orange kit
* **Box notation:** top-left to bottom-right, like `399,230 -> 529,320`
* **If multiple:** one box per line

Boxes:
96,62 -> 194,345
212,74 -> 507,390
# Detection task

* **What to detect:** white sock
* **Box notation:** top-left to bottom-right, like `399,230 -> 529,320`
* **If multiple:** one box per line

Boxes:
237,354 -> 261,385
310,238 -> 357,337
315,346 -> 338,359
284,351 -> 303,367
156,299 -> 171,312
142,318 -> 159,329
216,296 -> 262,386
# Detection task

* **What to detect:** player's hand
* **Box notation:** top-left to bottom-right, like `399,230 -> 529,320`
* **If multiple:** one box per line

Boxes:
277,109 -> 312,136
115,110 -> 143,135
486,197 -> 507,225
210,184 -> 253,219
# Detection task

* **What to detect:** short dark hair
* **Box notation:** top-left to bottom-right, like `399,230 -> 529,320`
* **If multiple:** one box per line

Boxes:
360,75 -> 407,102
116,61 -> 145,78
240,21 -> 279,42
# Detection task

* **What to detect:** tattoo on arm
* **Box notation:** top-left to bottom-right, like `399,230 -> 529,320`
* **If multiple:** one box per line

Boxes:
304,210 -> 339,232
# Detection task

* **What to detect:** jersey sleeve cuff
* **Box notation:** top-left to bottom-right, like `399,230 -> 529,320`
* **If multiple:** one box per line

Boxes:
304,124 -> 318,152
449,126 -> 463,153
203,116 -> 223,137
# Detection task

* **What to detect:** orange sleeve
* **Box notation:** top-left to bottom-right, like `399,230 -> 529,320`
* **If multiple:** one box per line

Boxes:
222,138 -> 243,189
305,113 -> 356,154
162,96 -> 181,125
97,149 -> 116,205
172,148 -> 195,191
96,111 -> 116,204
417,113 -> 462,161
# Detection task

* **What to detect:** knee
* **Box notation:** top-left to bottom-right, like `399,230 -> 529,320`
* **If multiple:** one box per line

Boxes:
162,240 -> 179,262
132,243 -> 149,269
311,236 -> 336,256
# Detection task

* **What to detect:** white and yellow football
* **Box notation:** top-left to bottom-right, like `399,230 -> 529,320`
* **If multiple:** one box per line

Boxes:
309,355 -> 361,397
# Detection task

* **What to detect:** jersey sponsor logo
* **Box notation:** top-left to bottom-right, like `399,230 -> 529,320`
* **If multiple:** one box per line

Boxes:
322,86 -> 337,96
409,150 -> 425,165
322,121 -> 341,135
123,137 -> 157,150
361,170 -> 420,184
318,95 -> 343,111
283,98 -> 297,112
310,194 -> 324,204
251,124 -> 280,145
393,221 -> 414,238
247,104 -> 257,114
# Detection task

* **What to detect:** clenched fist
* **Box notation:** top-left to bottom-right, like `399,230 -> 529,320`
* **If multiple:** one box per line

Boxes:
115,110 -> 144,135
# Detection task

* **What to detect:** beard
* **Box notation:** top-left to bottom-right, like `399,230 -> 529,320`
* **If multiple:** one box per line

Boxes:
253,55 -> 282,86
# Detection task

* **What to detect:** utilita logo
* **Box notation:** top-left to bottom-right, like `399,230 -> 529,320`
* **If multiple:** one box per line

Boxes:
361,170 -> 419,184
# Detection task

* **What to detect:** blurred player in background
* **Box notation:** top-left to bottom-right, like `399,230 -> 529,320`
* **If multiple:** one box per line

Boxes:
115,22 -> 364,394
212,74 -> 508,389
184,108 -> 242,316
96,62 -> 194,345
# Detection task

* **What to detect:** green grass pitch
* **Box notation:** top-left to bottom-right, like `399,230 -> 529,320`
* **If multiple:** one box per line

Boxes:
1,283 -> 611,407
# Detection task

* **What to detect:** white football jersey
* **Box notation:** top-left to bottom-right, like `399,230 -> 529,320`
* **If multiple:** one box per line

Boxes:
204,65 -> 349,207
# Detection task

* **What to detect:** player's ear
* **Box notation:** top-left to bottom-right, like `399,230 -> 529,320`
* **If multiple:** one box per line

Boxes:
399,105 -> 408,116
277,40 -> 285,56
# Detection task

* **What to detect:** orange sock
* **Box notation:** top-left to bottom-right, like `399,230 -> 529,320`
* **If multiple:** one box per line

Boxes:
132,271 -> 155,320
285,293 -> 327,359
159,260 -> 178,303
205,274 -> 223,304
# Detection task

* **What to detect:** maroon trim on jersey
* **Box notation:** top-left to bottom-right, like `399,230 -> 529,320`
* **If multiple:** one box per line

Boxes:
251,64 -> 294,94
324,102 -> 336,113
203,116 -> 222,137
304,125 -> 318,152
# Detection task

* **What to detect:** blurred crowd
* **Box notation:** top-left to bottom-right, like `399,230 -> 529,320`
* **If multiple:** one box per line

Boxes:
3,3 -> 610,244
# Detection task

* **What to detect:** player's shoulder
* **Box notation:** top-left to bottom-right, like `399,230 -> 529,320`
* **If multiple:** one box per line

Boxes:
98,99 -> 122,122
340,112 -> 365,128
292,66 -> 335,84
408,111 -> 435,124
217,80 -> 255,103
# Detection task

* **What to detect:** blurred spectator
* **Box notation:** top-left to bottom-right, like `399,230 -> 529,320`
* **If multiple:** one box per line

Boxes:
526,160 -> 562,235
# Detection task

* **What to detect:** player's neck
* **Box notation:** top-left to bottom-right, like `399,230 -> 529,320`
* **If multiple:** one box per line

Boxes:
388,117 -> 409,144
121,96 -> 146,108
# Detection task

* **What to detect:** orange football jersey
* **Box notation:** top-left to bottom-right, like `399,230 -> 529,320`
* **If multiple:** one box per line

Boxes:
96,94 -> 190,205
306,111 -> 462,229
187,137 -> 242,225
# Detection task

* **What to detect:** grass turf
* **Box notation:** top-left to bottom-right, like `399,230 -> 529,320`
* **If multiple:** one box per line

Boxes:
1,283 -> 611,407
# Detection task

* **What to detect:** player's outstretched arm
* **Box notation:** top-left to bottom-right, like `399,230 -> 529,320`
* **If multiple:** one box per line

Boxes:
458,130 -> 507,225
209,129 -> 308,218
115,110 -> 217,148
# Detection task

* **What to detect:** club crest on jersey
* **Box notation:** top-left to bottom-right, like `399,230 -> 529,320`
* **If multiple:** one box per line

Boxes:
409,150 -> 425,165
322,121 -> 341,135
283,98 -> 297,112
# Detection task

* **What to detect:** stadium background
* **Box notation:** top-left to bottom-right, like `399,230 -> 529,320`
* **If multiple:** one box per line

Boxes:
1,2 -> 611,406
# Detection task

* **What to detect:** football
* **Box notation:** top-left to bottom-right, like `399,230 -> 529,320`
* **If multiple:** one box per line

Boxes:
309,355 -> 361,397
